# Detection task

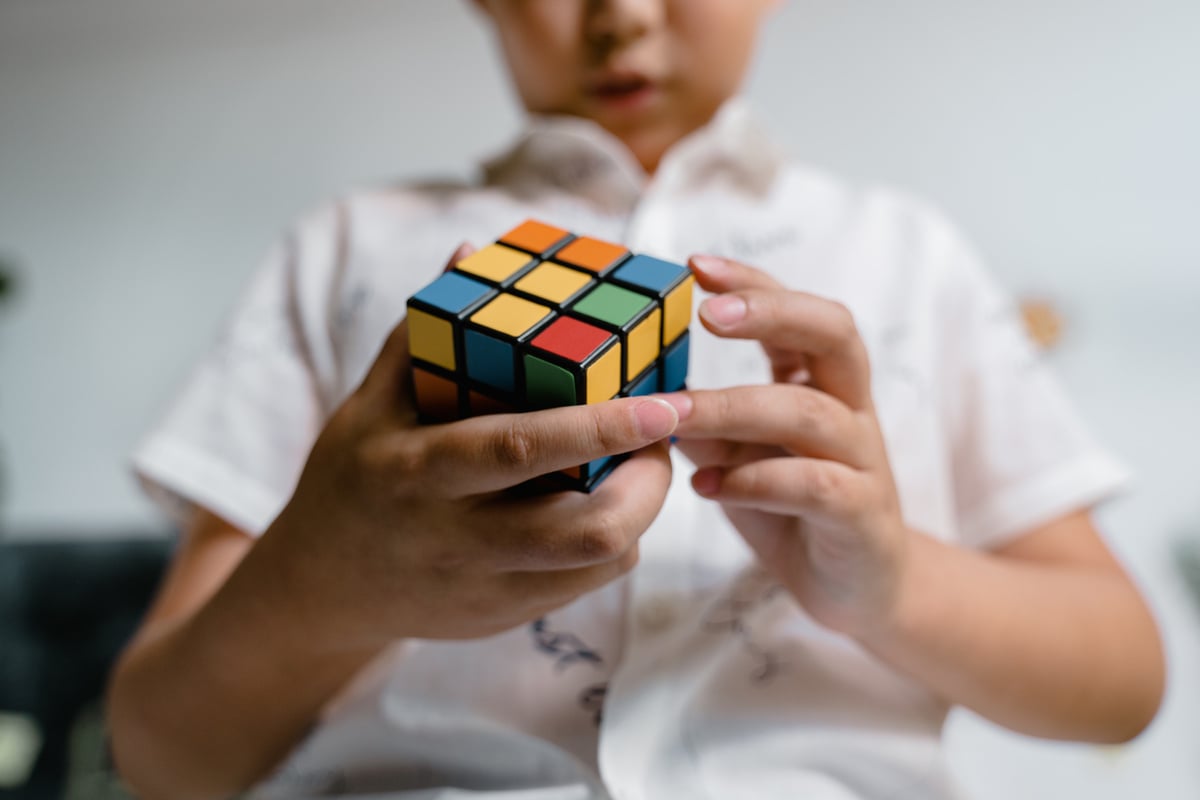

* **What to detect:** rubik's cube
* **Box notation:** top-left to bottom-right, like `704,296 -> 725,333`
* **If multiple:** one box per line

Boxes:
407,219 -> 694,491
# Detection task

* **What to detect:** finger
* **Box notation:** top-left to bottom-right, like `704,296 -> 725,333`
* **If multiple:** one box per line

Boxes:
672,437 -> 784,469
472,441 -> 672,571
688,254 -> 783,293
659,385 -> 869,467
417,397 -> 679,495
444,240 -> 476,272
357,241 -> 477,407
506,543 -> 640,611
692,457 -> 869,521
356,315 -> 414,418
696,287 -> 872,411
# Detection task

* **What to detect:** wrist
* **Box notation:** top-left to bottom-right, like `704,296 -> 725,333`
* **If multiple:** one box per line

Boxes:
211,510 -> 387,665
852,527 -> 945,651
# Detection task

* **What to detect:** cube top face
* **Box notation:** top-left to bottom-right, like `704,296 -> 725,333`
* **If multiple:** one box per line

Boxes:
572,283 -> 655,329
456,244 -> 536,285
499,219 -> 572,256
611,254 -> 690,295
410,271 -> 494,315
469,293 -> 554,339
514,262 -> 594,306
529,316 -> 614,364
554,236 -> 629,274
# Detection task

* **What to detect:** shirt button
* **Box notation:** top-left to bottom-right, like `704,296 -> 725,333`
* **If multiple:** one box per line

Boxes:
637,594 -> 684,633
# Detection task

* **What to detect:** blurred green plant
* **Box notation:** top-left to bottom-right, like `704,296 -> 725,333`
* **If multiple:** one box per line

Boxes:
0,261 -> 13,302
0,253 -> 15,532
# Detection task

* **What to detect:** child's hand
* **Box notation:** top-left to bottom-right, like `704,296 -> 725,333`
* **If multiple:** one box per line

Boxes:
263,246 -> 679,652
660,255 -> 907,637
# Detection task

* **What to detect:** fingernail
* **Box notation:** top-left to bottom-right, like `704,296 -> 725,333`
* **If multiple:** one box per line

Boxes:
701,295 -> 746,327
634,398 -> 679,440
690,254 -> 728,276
692,468 -> 722,496
652,392 -> 693,420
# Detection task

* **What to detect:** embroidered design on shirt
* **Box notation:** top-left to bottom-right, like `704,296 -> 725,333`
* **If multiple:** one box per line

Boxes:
688,224 -> 802,265
528,617 -> 603,671
529,617 -> 608,726
578,682 -> 608,727
702,569 -> 788,684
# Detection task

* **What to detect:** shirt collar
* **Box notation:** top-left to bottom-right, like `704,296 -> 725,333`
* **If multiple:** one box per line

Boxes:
480,97 -> 785,210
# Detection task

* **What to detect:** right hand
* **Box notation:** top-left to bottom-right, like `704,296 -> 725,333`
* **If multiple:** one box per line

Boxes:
265,245 -> 679,650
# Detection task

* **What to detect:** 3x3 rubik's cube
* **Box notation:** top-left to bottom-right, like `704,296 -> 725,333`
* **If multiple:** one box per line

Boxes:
407,219 -> 694,491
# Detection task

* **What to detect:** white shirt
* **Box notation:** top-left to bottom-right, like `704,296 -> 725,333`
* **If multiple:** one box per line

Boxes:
133,100 -> 1129,799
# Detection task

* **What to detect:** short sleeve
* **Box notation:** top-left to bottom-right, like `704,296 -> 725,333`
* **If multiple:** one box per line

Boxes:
933,218 -> 1131,550
131,208 -> 341,536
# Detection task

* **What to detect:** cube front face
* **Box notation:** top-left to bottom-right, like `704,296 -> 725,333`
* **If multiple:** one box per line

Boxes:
407,220 -> 693,491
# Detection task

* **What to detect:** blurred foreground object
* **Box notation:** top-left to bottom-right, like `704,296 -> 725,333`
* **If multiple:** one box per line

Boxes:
0,255 -> 15,305
0,537 -> 168,799
0,713 -> 40,789
1174,529 -> 1200,614
1019,296 -> 1065,350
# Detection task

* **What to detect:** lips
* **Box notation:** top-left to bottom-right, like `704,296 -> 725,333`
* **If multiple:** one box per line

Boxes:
590,72 -> 654,98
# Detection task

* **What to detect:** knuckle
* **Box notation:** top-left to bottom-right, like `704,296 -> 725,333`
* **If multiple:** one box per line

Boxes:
787,386 -> 823,425
574,511 -> 627,562
492,421 -> 539,471
739,465 -> 772,500
806,465 -> 845,508
427,543 -> 470,574
791,389 -> 838,443
713,388 -> 739,425
829,301 -> 860,343
589,406 -> 626,455
389,436 -> 428,477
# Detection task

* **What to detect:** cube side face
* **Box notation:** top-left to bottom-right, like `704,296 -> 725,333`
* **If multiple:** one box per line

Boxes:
407,308 -> 457,371
662,330 -> 690,393
662,274 -> 695,346
625,307 -> 661,382
562,454 -> 616,481
626,364 -> 660,397
413,366 -> 461,422
584,344 -> 622,404
467,388 -> 516,417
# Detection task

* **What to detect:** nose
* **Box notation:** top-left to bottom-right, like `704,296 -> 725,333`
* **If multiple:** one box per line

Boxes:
586,0 -> 665,50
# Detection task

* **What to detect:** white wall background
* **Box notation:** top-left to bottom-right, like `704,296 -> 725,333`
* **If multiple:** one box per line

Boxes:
1,0 -> 1198,797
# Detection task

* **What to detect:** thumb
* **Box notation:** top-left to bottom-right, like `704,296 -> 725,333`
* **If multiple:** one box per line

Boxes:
357,241 -> 477,413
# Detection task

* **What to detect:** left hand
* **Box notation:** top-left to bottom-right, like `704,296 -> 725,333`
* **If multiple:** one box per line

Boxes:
658,254 -> 911,637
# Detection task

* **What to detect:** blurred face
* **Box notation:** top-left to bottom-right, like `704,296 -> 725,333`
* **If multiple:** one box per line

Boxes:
475,0 -> 778,172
